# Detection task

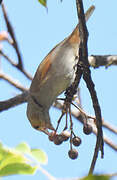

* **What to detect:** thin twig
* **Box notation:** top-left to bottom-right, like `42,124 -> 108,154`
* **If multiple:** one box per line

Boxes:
65,100 -> 117,136
71,102 -> 117,135
102,120 -> 117,135
0,90 -> 117,152
83,69 -> 104,154
0,49 -> 33,80
1,3 -> 32,80
54,100 -> 117,151
2,2 -> 23,69
0,71 -> 28,91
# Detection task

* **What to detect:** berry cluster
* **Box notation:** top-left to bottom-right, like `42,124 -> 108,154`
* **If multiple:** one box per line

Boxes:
48,123 -> 92,160
48,131 -> 70,144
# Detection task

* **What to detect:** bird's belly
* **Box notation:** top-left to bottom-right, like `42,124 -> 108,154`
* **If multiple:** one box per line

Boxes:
35,49 -> 77,109
30,43 -> 78,110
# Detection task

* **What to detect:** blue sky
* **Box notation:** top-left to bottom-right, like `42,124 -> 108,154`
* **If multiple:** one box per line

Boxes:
0,0 -> 117,180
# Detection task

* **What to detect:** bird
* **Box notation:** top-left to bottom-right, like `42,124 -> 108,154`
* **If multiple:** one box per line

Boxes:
27,5 -> 95,135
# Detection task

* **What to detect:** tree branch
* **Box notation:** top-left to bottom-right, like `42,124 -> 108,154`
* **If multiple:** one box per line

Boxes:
1,3 -> 32,81
0,89 -> 117,152
102,120 -> 117,135
89,55 -> 117,68
2,2 -> 23,69
0,91 -> 28,112
0,49 -> 33,80
0,70 -> 28,91
54,100 -> 117,152
76,0 -> 103,174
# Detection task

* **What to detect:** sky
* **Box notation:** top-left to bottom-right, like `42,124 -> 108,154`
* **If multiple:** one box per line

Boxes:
0,0 -> 117,180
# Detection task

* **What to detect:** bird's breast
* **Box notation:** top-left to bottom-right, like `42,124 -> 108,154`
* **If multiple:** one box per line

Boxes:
30,41 -> 78,110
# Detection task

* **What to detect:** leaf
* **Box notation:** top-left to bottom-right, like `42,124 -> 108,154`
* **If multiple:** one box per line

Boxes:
0,152 -> 27,170
81,175 -> 110,180
0,163 -> 37,176
15,143 -> 48,165
31,149 -> 48,165
0,146 -> 27,169
38,0 -> 47,7
15,142 -> 31,154
0,142 -> 47,177
0,143 -> 37,177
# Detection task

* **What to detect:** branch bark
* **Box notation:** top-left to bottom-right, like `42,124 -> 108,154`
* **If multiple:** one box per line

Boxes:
2,3 -> 23,69
89,55 -> 117,68
0,91 -> 28,112
76,0 -> 104,174
0,49 -> 33,80
0,90 -> 117,153
0,71 -> 28,91
1,3 -> 33,80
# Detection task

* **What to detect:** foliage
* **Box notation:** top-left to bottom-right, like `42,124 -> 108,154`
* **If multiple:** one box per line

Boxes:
38,0 -> 47,7
80,175 -> 110,180
0,141 -> 112,179
0,142 -> 47,177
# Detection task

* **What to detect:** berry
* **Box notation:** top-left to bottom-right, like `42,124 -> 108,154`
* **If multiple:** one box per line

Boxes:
54,135 -> 63,145
72,137 -> 81,146
48,131 -> 56,142
60,131 -> 70,141
68,149 -> 78,160
83,124 -> 92,135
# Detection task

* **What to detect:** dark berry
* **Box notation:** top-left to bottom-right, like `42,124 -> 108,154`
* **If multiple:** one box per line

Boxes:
54,135 -> 63,145
68,149 -> 78,160
83,124 -> 92,135
60,131 -> 70,141
72,137 -> 81,146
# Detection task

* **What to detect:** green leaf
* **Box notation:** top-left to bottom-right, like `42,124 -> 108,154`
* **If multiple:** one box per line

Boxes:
15,143 -> 48,165
15,143 -> 48,164
15,142 -> 31,154
0,142 -> 47,177
0,152 -> 27,170
38,0 -> 47,7
0,143 -> 37,177
81,175 -> 110,180
0,146 -> 27,169
0,163 -> 37,176
31,149 -> 48,165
